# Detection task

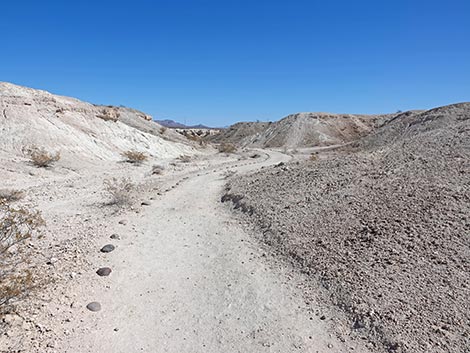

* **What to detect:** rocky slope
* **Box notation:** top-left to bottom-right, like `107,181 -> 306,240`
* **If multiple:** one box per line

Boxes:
207,121 -> 271,145
211,113 -> 388,148
0,82 -> 195,164
224,103 -> 470,353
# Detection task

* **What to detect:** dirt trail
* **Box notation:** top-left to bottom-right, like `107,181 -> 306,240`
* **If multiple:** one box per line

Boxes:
51,150 -> 360,353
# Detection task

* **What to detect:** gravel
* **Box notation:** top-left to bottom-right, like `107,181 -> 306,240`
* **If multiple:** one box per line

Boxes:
224,103 -> 470,353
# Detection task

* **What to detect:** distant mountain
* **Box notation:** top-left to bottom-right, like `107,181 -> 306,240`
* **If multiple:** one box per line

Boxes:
156,119 -> 215,129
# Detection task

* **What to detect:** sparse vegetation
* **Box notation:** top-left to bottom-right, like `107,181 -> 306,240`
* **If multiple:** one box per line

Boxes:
177,155 -> 192,163
309,153 -> 318,161
0,200 -> 44,314
184,132 -> 200,142
96,108 -> 119,122
160,127 -> 167,134
25,146 -> 61,168
103,178 -> 135,207
122,150 -> 148,165
151,164 -> 165,175
0,189 -> 24,203
217,143 -> 237,153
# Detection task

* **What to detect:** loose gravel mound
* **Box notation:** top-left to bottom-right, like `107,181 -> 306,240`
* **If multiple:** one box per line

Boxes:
211,113 -> 388,148
207,121 -> 271,146
224,103 -> 470,353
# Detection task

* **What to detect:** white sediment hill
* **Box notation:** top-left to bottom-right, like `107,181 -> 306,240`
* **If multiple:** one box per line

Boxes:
0,82 -> 195,162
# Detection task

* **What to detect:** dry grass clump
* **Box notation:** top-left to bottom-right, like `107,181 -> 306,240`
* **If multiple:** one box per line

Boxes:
122,150 -> 148,165
96,107 -> 120,122
151,165 -> 165,175
25,146 -> 61,168
309,153 -> 318,161
0,201 -> 44,313
0,189 -> 24,203
177,155 -> 192,163
218,143 -> 237,153
103,178 -> 135,207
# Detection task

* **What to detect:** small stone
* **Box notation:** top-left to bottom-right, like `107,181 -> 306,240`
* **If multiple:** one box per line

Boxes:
141,201 -> 151,206
320,315 -> 326,320
118,220 -> 127,225
96,267 -> 112,276
328,343 -> 333,349
100,244 -> 115,253
86,302 -> 101,312
110,234 -> 120,240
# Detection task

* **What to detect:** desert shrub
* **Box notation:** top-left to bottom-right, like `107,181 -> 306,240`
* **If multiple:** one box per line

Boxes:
160,127 -> 167,134
309,153 -> 318,161
177,155 -> 192,163
25,146 -> 60,168
185,134 -> 200,142
103,178 -> 134,207
0,201 -> 43,313
96,108 -> 119,122
0,189 -> 24,203
151,164 -> 165,175
122,150 -> 148,165
218,143 -> 237,153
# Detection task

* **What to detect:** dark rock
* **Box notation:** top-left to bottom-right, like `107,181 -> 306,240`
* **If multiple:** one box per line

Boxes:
118,220 -> 127,225
141,201 -> 151,206
110,234 -> 120,240
96,267 -> 112,276
100,244 -> 115,253
86,302 -> 101,312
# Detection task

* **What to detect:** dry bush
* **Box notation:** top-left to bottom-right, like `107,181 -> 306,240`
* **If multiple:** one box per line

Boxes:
25,146 -> 60,168
0,189 -> 24,203
185,134 -> 200,142
103,178 -> 135,207
151,164 -> 165,175
0,201 -> 44,313
309,153 -> 318,161
160,127 -> 167,134
96,108 -> 119,122
177,155 -> 192,163
122,150 -> 148,165
218,143 -> 237,154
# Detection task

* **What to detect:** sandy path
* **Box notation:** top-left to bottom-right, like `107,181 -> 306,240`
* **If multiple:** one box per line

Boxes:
63,150 -> 354,353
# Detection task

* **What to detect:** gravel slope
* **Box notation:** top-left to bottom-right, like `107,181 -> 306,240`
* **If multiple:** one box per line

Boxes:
224,103 -> 470,353
210,113 -> 388,148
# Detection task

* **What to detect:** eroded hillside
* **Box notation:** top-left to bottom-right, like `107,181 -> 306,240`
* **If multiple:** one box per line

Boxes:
224,103 -> 470,353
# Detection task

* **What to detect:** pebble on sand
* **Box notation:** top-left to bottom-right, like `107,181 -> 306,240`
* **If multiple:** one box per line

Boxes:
96,267 -> 112,276
100,244 -> 115,253
110,234 -> 120,240
86,302 -> 101,312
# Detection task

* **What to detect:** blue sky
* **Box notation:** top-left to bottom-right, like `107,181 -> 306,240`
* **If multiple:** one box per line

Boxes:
1,0 -> 469,126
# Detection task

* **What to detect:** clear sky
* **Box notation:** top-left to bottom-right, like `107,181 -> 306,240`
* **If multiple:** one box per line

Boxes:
1,0 -> 469,126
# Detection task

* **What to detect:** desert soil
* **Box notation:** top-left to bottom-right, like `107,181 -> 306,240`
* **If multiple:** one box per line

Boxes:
224,105 -> 470,353
0,150 -> 366,353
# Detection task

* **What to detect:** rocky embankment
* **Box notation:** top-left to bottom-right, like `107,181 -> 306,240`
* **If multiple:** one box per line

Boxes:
224,103 -> 470,353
